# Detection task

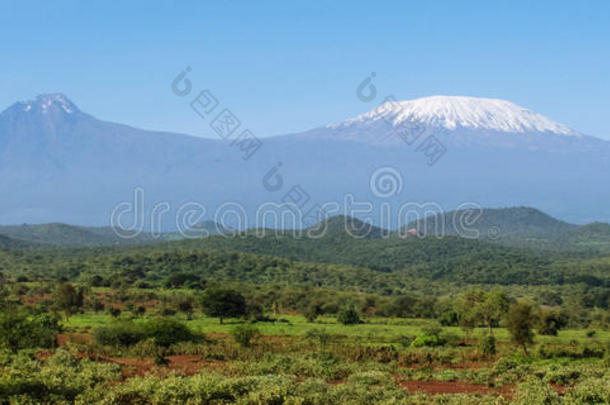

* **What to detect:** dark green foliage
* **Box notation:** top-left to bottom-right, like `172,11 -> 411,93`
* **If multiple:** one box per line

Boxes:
303,302 -> 324,322
173,294 -> 195,318
160,307 -> 177,316
245,301 -> 264,321
232,324 -> 260,347
3,221 -> 610,293
537,310 -> 569,336
200,287 -> 246,324
165,272 -> 203,289
154,353 -> 169,366
107,307 -> 121,317
337,308 -> 362,325
0,310 -> 61,352
94,318 -> 197,347
141,318 -> 196,347
52,282 -> 84,319
94,321 -> 146,346
480,335 -> 497,357
506,302 -> 536,355
438,310 -> 459,326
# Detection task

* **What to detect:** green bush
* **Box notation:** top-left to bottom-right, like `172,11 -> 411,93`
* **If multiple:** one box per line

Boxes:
94,318 -> 197,347
337,308 -> 362,325
94,320 -> 146,346
232,324 -> 260,347
410,333 -> 443,348
0,311 -> 61,352
141,318 -> 195,347
411,326 -> 448,348
479,335 -> 496,357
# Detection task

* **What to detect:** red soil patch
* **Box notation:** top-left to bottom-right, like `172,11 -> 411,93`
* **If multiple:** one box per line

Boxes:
21,293 -> 51,306
57,333 -> 94,347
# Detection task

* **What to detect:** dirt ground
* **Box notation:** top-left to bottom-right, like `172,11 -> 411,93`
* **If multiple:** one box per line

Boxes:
48,333 -> 569,397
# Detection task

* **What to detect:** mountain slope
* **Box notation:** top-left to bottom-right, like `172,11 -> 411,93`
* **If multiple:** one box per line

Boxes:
1,94 -> 610,226
403,207 -> 610,251
0,223 -> 159,247
404,206 -> 575,240
0,233 -> 41,249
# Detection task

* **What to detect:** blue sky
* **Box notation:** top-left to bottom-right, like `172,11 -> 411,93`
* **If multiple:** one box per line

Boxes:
1,0 -> 609,138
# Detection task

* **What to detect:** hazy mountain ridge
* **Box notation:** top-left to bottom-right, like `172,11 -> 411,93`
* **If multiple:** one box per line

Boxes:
2,94 -> 610,225
0,220 -> 229,247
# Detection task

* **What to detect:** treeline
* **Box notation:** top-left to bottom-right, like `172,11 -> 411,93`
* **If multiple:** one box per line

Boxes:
4,273 -> 610,334
3,236 -> 610,290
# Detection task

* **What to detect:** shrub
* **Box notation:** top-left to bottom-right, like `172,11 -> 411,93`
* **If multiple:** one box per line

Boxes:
337,308 -> 362,325
410,333 -> 443,348
411,325 -> 447,348
479,335 -> 496,357
94,319 -> 197,347
513,378 -> 560,405
141,318 -> 196,347
232,324 -> 260,347
438,310 -> 459,326
94,321 -> 146,346
107,307 -> 121,317
537,310 -> 568,336
0,311 -> 61,352
303,303 -> 324,322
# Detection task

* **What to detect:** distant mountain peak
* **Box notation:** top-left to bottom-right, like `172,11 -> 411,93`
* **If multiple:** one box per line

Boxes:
329,95 -> 579,136
34,93 -> 78,114
29,93 -> 79,115
3,93 -> 80,118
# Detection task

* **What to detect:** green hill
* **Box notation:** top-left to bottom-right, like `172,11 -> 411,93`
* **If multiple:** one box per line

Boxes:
0,234 -> 41,249
0,223 -> 157,247
402,206 -> 610,251
0,221 -> 229,247
403,206 -> 575,241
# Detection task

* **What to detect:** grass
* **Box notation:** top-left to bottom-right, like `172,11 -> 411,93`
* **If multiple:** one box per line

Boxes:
64,313 -> 610,345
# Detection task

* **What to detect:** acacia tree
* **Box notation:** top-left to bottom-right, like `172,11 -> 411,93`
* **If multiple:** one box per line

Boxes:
455,290 -> 485,344
53,282 -> 84,320
506,302 -> 535,356
200,287 -> 246,324
477,290 -> 510,337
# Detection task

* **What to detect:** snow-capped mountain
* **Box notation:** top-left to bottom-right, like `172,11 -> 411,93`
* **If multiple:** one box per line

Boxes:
0,93 -> 609,226
330,96 -> 578,135
296,95 -> 605,153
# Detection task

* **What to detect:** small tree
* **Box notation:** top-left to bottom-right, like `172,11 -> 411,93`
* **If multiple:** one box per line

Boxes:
506,302 -> 535,356
455,290 -> 485,344
337,307 -> 362,325
303,302 -> 324,322
477,290 -> 510,337
52,282 -> 84,320
200,287 -> 246,324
